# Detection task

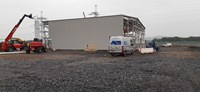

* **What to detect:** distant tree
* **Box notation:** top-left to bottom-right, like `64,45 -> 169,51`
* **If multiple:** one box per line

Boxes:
152,36 -> 200,42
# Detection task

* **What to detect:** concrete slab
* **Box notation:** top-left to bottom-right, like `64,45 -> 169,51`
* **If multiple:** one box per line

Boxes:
0,51 -> 25,55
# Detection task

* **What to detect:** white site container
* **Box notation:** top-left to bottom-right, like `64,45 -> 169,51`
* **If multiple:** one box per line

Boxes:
139,48 -> 155,54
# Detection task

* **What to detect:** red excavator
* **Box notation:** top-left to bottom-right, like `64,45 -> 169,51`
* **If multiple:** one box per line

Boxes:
1,14 -> 33,52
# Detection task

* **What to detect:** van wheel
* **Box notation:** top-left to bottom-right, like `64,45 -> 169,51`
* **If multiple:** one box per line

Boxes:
110,53 -> 115,56
123,51 -> 127,57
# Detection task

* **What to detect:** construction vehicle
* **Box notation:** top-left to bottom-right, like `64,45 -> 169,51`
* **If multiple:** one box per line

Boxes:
7,37 -> 27,51
109,36 -> 135,56
162,43 -> 172,47
1,14 -> 33,52
25,38 -> 47,54
146,41 -> 159,51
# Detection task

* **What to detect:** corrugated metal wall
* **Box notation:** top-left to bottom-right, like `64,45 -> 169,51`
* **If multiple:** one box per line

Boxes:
49,15 -> 123,50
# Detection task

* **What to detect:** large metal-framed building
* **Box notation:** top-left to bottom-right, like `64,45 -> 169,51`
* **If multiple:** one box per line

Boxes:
46,15 -> 145,50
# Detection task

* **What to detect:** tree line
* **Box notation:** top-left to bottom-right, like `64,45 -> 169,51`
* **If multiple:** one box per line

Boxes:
152,36 -> 200,42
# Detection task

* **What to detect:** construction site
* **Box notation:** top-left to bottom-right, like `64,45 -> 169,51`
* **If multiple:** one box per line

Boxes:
0,47 -> 200,91
0,12 -> 200,91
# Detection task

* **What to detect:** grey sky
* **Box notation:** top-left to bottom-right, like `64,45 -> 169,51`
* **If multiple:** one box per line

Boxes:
0,0 -> 200,40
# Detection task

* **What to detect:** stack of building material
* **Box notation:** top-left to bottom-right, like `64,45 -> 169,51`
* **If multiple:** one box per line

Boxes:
138,48 -> 155,54
84,44 -> 97,52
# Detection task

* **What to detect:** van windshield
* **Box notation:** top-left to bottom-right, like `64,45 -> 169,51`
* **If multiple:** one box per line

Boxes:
111,41 -> 121,45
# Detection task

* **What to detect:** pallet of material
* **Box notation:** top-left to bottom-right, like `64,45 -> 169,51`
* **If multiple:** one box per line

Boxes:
84,44 -> 97,52
138,48 -> 155,54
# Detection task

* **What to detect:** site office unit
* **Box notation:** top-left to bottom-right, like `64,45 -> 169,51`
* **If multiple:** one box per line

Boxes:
47,15 -> 145,50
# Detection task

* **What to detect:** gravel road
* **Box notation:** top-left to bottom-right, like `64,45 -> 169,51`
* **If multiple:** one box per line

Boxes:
0,47 -> 200,92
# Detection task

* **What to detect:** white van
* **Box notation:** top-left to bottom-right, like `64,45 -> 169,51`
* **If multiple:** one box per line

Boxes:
108,36 -> 135,56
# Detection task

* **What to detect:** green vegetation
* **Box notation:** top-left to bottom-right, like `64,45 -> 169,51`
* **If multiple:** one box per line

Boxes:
153,36 -> 200,42
152,36 -> 200,46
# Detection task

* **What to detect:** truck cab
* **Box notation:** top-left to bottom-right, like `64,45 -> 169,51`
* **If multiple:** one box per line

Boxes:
2,38 -> 24,52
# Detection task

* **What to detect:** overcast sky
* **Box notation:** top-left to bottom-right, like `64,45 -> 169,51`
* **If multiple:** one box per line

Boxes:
0,0 -> 200,40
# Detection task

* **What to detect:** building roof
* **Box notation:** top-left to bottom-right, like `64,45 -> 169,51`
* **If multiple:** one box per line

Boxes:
44,14 -> 145,29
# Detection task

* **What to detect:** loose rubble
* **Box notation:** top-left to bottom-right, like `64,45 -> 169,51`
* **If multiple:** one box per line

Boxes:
0,47 -> 200,92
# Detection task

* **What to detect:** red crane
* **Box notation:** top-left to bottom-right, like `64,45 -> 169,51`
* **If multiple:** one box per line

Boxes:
1,14 -> 33,52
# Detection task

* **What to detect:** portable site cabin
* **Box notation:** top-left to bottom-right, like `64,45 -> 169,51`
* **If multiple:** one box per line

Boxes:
45,15 -> 145,50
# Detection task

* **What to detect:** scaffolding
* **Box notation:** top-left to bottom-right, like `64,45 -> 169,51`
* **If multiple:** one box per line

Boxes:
34,11 -> 51,48
123,16 -> 145,48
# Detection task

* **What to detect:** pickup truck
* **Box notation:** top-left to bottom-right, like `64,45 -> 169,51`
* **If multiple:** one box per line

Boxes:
162,43 -> 172,47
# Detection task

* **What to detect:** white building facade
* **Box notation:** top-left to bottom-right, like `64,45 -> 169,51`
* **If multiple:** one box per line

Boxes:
46,15 -> 145,50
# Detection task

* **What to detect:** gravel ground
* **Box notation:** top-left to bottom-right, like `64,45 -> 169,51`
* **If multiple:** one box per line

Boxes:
0,47 -> 200,92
